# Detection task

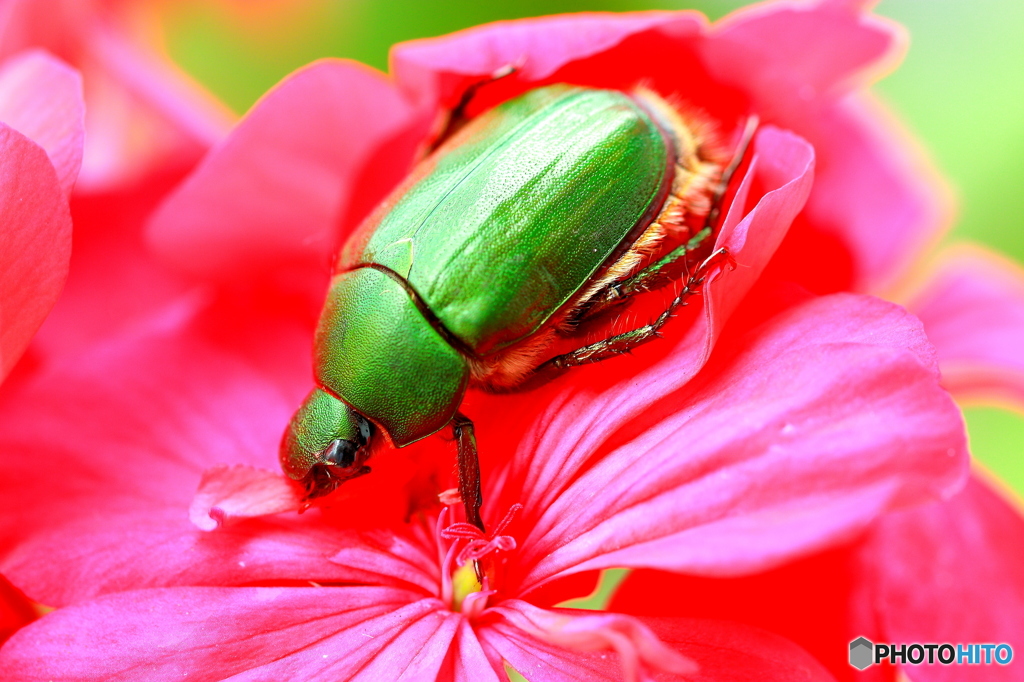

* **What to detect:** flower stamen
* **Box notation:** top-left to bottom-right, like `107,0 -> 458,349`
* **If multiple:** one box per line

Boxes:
439,503 -> 523,614
441,503 -> 523,566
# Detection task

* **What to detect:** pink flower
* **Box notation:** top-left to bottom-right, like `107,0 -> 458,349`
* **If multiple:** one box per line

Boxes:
0,45 -> 84,645
0,0 -> 1009,678
0,289 -> 964,679
533,8 -> 1024,682
611,472 -> 1024,682
0,0 -> 234,190
521,6 -> 1024,680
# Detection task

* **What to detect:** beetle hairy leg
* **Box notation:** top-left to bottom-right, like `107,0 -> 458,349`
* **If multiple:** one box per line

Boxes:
574,114 -> 756,324
536,248 -> 733,373
452,412 -> 485,533
582,226 -> 715,320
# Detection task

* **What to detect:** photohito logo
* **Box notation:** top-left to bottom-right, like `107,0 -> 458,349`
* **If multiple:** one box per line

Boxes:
849,637 -> 1013,670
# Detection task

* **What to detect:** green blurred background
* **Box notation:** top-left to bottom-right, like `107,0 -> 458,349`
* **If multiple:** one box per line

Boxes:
159,0 -> 1024,499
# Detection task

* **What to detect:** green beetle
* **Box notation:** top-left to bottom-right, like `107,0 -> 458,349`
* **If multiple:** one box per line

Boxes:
280,83 -> 752,529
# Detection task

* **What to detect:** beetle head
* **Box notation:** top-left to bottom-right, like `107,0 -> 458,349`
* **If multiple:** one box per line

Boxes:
280,388 -> 374,499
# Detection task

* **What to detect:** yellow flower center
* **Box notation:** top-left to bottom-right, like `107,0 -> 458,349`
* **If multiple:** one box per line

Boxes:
450,561 -> 482,612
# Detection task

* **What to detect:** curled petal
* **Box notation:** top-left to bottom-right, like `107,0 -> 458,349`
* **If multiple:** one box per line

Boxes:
490,126 -> 814,520
392,12 -> 702,107
906,246 -> 1024,409
189,464 -> 305,531
0,50 -> 84,198
486,600 -> 695,682
0,124 -> 72,380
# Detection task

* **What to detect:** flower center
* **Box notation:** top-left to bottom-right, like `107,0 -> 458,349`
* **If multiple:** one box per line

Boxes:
438,503 -> 523,617
450,561 -> 483,612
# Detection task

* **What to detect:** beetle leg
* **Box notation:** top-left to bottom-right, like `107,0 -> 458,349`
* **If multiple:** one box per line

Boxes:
582,226 -> 714,320
580,114 -> 758,321
538,248 -> 733,374
451,412 -> 485,532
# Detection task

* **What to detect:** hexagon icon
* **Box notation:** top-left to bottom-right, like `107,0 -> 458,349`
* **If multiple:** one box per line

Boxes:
849,637 -> 874,670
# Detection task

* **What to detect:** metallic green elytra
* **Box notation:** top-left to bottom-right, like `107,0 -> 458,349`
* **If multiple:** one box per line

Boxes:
281,82 -> 738,519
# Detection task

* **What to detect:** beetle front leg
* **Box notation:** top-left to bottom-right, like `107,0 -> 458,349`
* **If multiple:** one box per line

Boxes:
452,412 -> 485,532
538,248 -> 733,374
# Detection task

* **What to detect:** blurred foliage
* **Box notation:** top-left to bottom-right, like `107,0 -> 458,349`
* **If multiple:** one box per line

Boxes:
162,0 -> 1024,498
558,568 -> 629,610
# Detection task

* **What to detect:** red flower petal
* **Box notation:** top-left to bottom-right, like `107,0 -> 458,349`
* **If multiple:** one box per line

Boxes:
641,615 -> 838,682
0,573 -> 36,646
485,600 -> 695,682
147,59 -> 425,285
610,546 -> 889,682
444,619 -> 505,682
502,294 -> 965,593
392,12 -> 703,107
189,464 -> 305,531
0,309 -> 357,606
907,247 -> 1024,408
613,479 -> 1024,682
0,124 -> 72,380
702,0 -> 901,119
0,0 -> 233,190
394,0 -> 895,113
0,50 -> 84,198
861,475 -> 1024,681
323,524 -> 451,596
0,586 -> 461,681
789,96 -> 949,292
482,607 -> 837,682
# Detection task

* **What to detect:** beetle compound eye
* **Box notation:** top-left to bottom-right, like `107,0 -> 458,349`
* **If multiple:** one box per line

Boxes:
356,415 -> 372,443
321,439 -> 358,468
